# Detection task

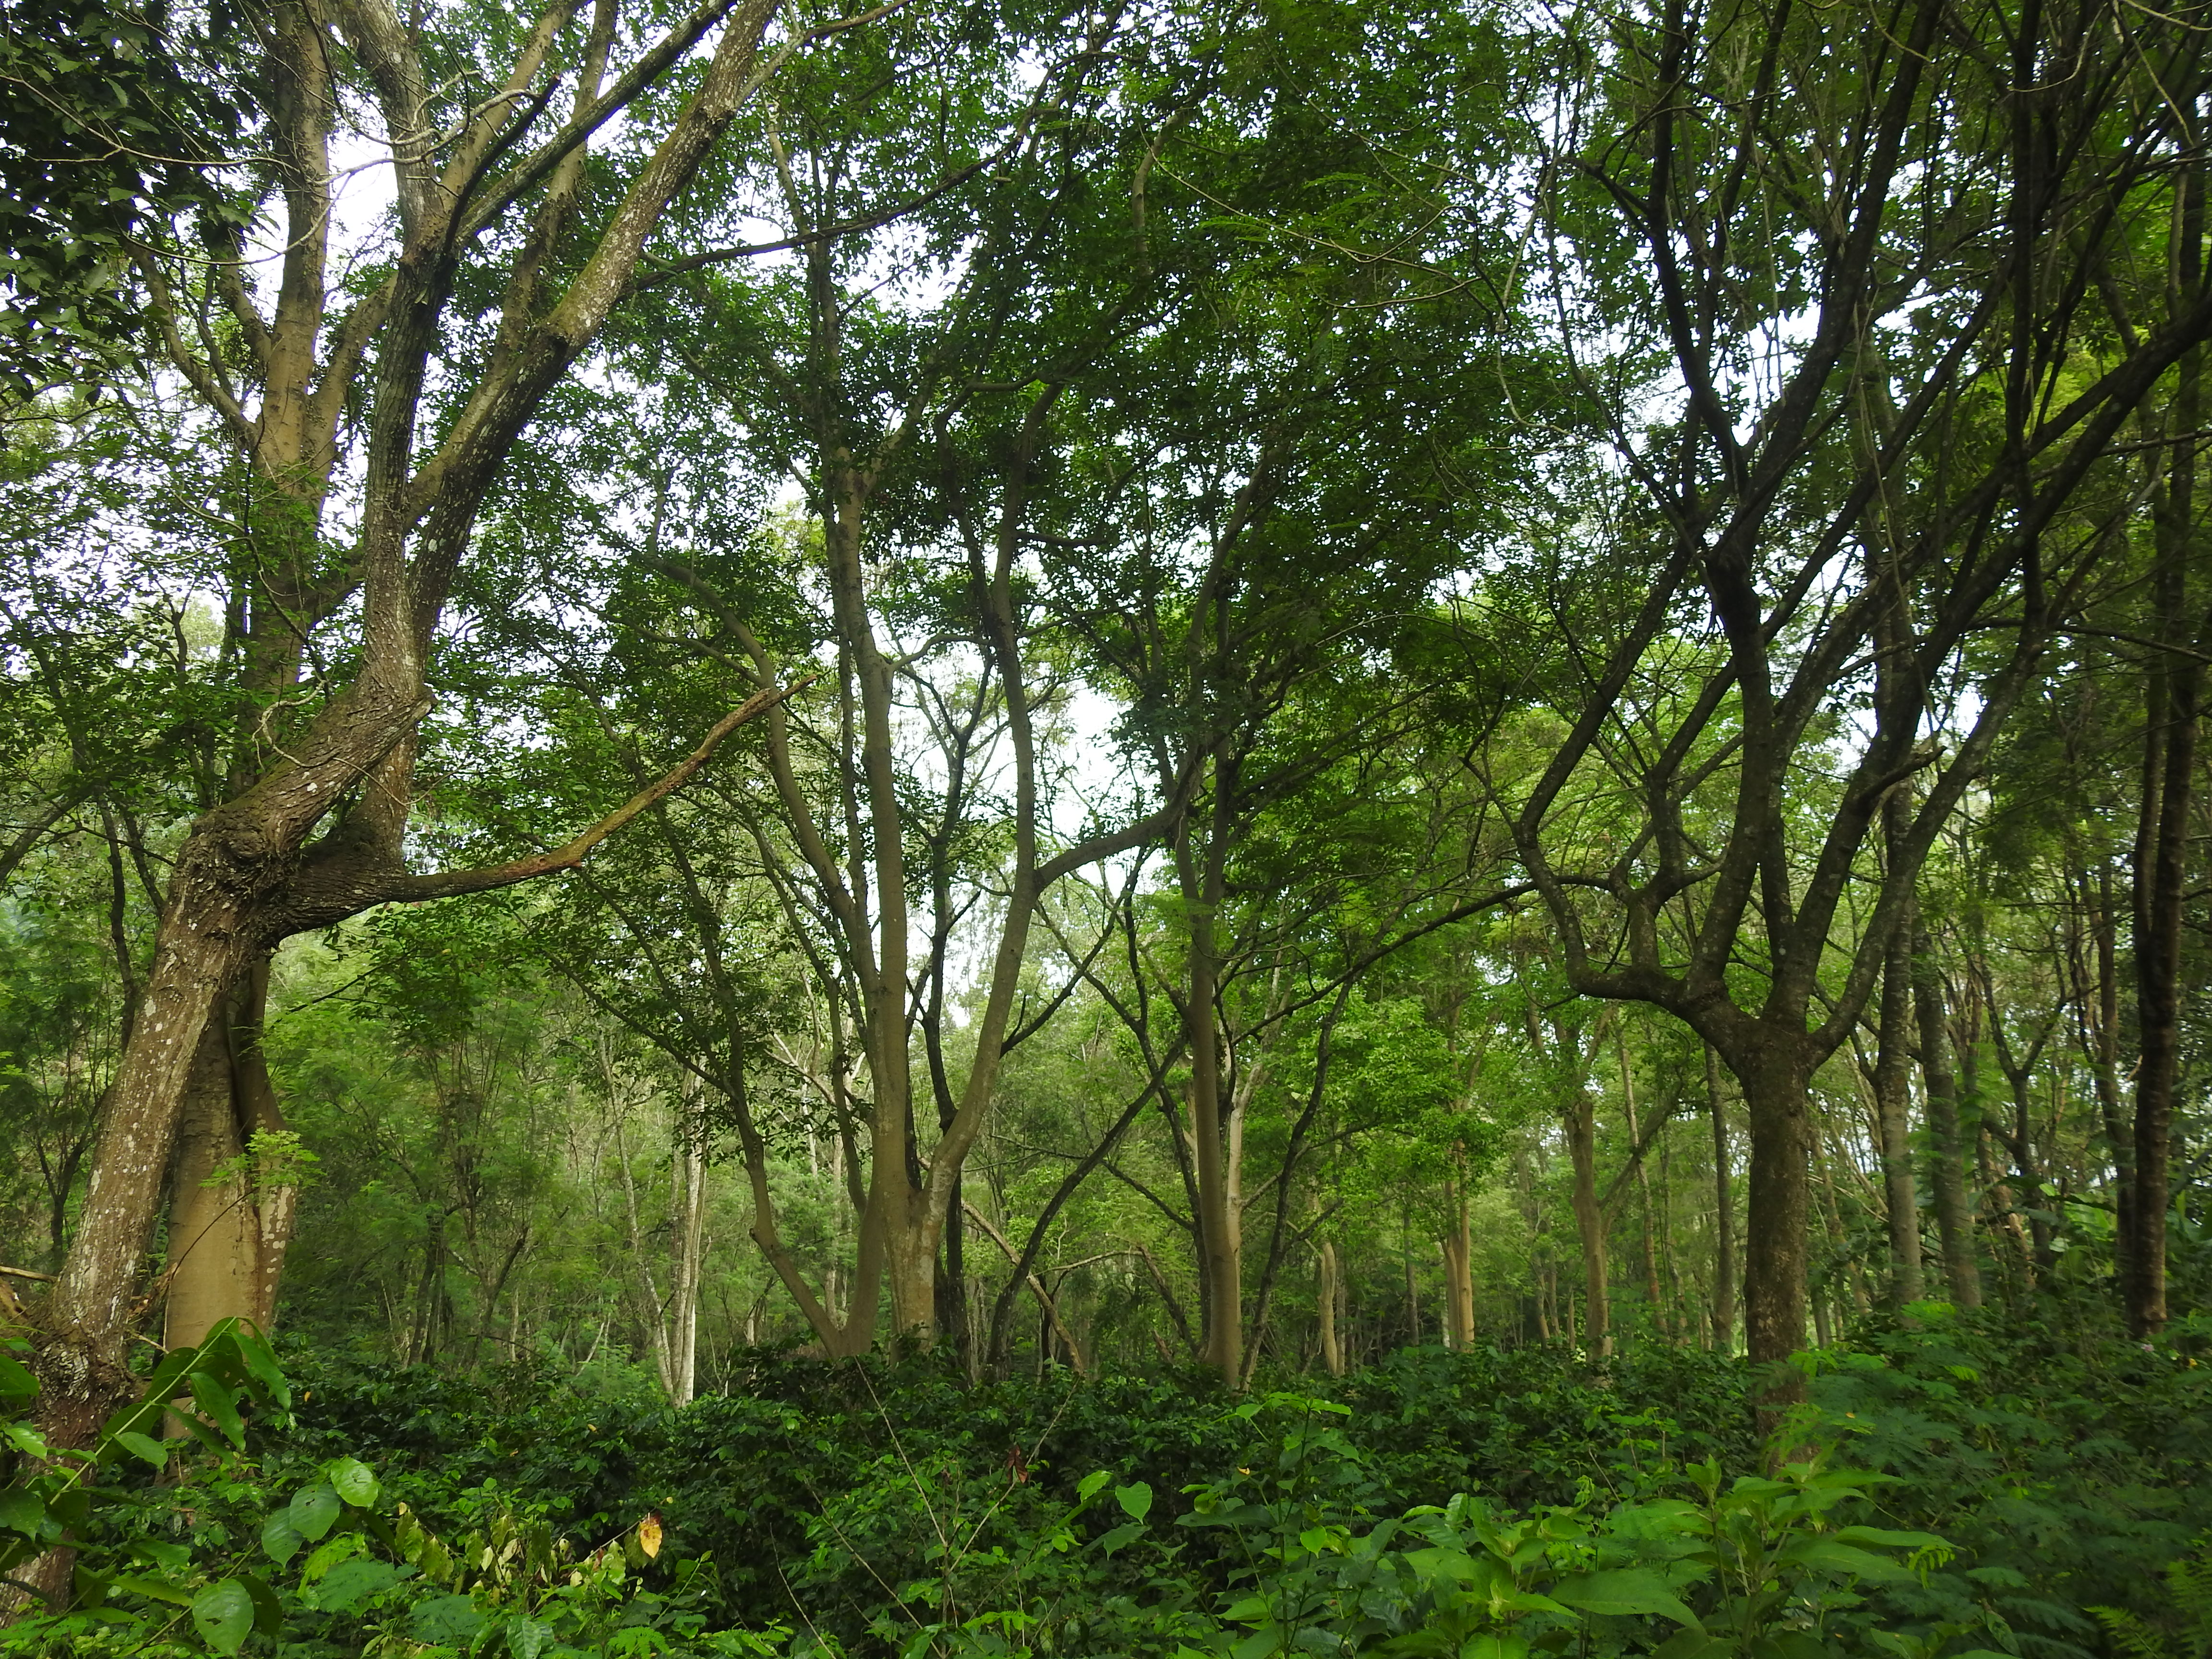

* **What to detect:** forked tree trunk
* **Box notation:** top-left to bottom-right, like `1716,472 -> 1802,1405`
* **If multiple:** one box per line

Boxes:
163,961 -> 298,1353
162,1024 -> 260,1355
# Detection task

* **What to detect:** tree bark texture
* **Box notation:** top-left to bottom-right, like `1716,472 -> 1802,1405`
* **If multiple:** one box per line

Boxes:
1734,1039 -> 1813,1407
1872,894 -> 1925,1308
1317,1239 -> 1344,1375
1706,1046 -> 1736,1351
1912,926 -> 1982,1309
1563,1074 -> 1610,1358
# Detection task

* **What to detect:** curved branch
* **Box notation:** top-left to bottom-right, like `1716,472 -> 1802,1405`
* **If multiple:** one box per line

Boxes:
384,677 -> 814,904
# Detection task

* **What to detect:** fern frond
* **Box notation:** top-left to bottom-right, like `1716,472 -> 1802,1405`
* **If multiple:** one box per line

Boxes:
2090,1604 -> 2171,1659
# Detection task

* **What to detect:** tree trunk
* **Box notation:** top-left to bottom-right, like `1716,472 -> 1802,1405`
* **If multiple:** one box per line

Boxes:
160,1022 -> 259,1358
1439,1176 -> 1476,1351
1316,1239 -> 1344,1376
39,805 -> 299,1423
1635,1154 -> 1664,1338
162,961 -> 298,1353
2090,865 -> 2135,1259
1563,1079 -> 1610,1357
1912,926 -> 1982,1308
2129,157 -> 2205,1338
1181,772 -> 1242,1386
1872,896 -> 1925,1309
1732,1038 -> 1813,1408
1706,1046 -> 1736,1351
2128,640 -> 2198,1334
667,1076 -> 708,1406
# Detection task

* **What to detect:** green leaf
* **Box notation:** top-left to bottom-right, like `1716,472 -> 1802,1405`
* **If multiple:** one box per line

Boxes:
301,1533 -> 364,1582
0,1488 -> 43,1537
230,1327 -> 291,1411
131,1539 -> 190,1574
327,1455 -> 378,1507
262,1510 -> 306,1566
1831,1525 -> 1948,1551
1551,1568 -> 1701,1627
240,1571 -> 283,1635
0,1358 -> 36,1398
410,1591 -> 484,1643
289,1483 -> 342,1541
1094,1521 -> 1144,1555
313,1556 -> 399,1613
188,1370 -> 245,1450
1077,1470 -> 1112,1501
1115,1481 -> 1154,1522
115,1430 -> 167,1469
1775,1539 -> 1912,1582
191,1578 -> 254,1655
508,1615 -> 555,1659
138,1346 -> 197,1409
108,1572 -> 193,1607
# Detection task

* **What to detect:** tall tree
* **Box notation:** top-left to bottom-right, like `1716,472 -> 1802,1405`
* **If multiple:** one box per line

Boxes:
1479,0 -> 2212,1401
31,0 -> 792,1468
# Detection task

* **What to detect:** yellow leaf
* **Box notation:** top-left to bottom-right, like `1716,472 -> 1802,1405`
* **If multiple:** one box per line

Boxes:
637,1513 -> 662,1561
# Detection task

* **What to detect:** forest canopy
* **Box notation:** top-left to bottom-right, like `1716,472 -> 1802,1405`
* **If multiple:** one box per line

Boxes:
2,0 -> 2211,1650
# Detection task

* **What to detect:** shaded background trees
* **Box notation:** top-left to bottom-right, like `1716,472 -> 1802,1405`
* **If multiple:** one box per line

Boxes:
1,0 -> 2208,1436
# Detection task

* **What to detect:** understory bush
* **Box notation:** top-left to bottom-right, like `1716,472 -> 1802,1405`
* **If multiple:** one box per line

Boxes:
1,1299 -> 2204,1658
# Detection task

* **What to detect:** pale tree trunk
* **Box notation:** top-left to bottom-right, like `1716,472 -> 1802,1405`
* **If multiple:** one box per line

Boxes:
163,962 -> 299,1352
1706,1046 -> 1736,1351
1440,1177 -> 1476,1350
1179,761 -> 1243,1386
670,374 -> 1179,1352
1316,1239 -> 1344,1376
1635,1154 -> 1664,1336
614,1113 -> 673,1392
666,1076 -> 708,1406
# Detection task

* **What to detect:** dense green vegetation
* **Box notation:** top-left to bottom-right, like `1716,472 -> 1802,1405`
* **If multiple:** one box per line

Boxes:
5,0 -> 2212,1648
4,1304 -> 2211,1653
